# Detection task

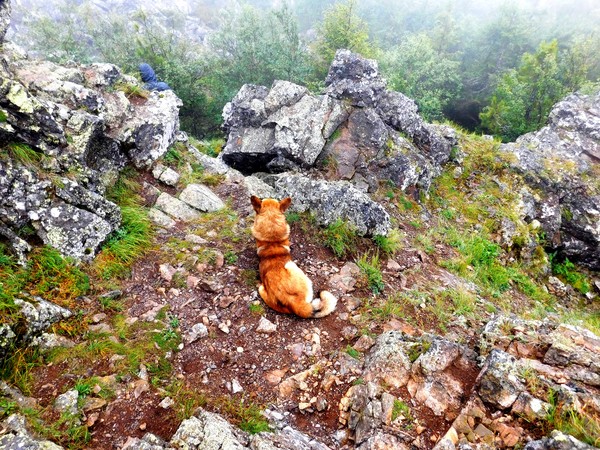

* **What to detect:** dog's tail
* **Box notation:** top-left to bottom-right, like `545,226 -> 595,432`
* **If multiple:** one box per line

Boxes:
312,291 -> 338,318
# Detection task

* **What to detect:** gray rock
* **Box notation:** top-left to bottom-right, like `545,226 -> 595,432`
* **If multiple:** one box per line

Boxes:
152,163 -> 180,186
523,430 -> 596,450
261,172 -> 390,236
222,83 -> 269,132
0,0 -> 10,42
148,208 -> 176,228
251,425 -> 331,450
169,408 -> 248,449
55,178 -> 121,228
154,192 -> 201,221
0,222 -> 31,266
33,203 -> 113,261
54,389 -> 79,415
179,184 -> 225,212
256,317 -> 277,334
124,91 -> 182,168
185,323 -> 208,344
14,296 -> 72,343
476,350 -> 525,409
122,433 -> 168,450
363,331 -> 412,388
325,49 -> 386,108
31,333 -> 76,351
376,91 -> 452,167
0,414 -> 64,450
500,92 -> 600,269
407,338 -> 477,416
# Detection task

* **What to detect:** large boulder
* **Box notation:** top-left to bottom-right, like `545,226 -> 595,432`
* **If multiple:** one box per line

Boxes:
260,172 -> 391,236
0,45 -> 181,261
220,50 -> 453,196
500,92 -> 600,269
0,0 -> 10,43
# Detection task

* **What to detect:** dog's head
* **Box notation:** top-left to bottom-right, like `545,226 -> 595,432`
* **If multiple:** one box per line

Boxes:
250,196 -> 291,241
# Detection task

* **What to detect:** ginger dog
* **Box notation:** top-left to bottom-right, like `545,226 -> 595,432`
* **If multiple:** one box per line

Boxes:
250,196 -> 337,318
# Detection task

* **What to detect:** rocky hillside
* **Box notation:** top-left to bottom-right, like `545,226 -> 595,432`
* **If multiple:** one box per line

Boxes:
1,5 -> 600,449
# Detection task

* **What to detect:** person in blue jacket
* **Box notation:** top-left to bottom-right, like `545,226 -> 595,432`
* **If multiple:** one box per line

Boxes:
139,63 -> 171,91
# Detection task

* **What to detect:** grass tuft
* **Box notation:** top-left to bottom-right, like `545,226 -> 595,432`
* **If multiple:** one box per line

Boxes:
322,219 -> 357,258
357,252 -> 385,294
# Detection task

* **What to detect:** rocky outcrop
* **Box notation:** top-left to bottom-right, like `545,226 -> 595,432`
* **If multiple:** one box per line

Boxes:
220,50 -> 453,196
500,93 -> 600,269
260,172 -> 391,236
0,295 -> 72,360
0,43 -> 181,261
0,0 -> 10,43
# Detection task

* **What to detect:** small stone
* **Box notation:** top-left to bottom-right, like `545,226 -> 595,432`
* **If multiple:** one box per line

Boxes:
298,402 -> 311,411
185,234 -> 208,244
159,263 -> 177,282
386,259 -> 402,271
345,297 -> 362,311
83,397 -> 107,412
219,296 -> 235,308
185,323 -> 208,344
86,412 -> 100,427
353,335 -> 375,352
341,326 -> 358,340
168,288 -> 180,297
416,425 -> 426,435
139,422 -> 147,431
91,313 -> 107,323
315,397 -> 328,412
474,423 -> 494,438
99,290 -> 122,300
231,379 -> 243,394
159,397 -> 174,409
214,251 -> 225,268
237,347 -> 244,353
265,369 -> 286,384
187,276 -> 201,288
289,343 -> 304,360
256,316 -> 277,333
218,323 -> 230,334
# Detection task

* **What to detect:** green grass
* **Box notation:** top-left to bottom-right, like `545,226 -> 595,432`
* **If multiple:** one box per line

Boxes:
551,256 -> 591,294
357,252 -> 385,294
372,229 -> 402,256
93,169 -> 154,280
392,399 -> 413,421
0,245 -> 89,315
190,137 -> 225,158
545,389 -> 600,446
322,219 -> 357,258
163,147 -> 185,168
1,142 -> 42,168
220,398 -> 271,434
224,250 -> 238,265
115,81 -> 149,99
249,303 -> 265,315
345,345 -> 361,359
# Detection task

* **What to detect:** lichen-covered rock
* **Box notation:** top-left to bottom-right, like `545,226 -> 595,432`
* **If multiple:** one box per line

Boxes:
124,91 -> 182,168
523,430 -> 596,450
362,331 -> 413,388
0,0 -> 11,43
33,203 -> 113,261
476,350 -> 525,410
500,92 -> 600,269
260,172 -> 391,236
179,184 -> 225,212
0,46 -> 182,262
0,414 -> 64,450
170,408 -> 248,449
13,296 -> 72,343
0,324 -> 16,360
408,338 -> 478,417
54,389 -> 79,416
220,50 -> 452,197
325,49 -> 386,108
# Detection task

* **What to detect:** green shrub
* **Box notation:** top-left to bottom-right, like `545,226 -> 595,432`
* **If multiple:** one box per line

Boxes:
373,229 -> 402,256
357,252 -> 384,294
551,256 -> 590,294
322,219 -> 357,258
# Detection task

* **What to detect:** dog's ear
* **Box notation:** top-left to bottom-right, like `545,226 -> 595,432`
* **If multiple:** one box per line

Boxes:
279,197 -> 292,212
251,196 -> 262,213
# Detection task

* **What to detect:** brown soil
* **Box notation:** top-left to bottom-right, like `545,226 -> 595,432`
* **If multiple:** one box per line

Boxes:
24,177 -> 519,449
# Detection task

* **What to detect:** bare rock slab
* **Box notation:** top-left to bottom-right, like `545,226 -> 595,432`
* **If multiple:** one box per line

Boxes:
154,192 -> 200,221
179,184 -> 225,212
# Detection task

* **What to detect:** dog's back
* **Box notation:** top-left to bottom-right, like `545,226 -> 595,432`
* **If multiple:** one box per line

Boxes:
251,196 -> 337,319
